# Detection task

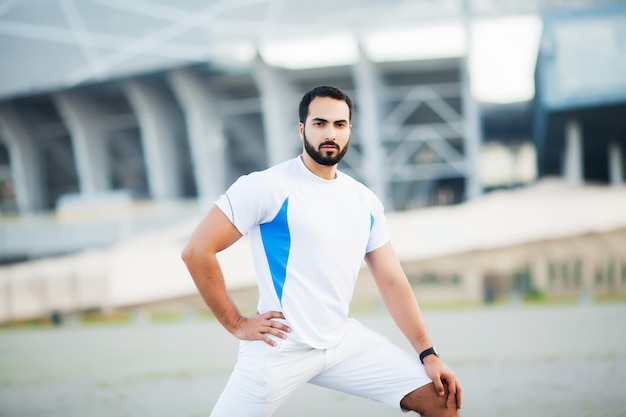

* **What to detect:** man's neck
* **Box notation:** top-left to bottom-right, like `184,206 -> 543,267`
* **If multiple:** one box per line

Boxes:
300,154 -> 337,180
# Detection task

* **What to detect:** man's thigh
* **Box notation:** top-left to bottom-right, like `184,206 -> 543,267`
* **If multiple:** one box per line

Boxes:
309,319 -> 432,411
210,337 -> 325,417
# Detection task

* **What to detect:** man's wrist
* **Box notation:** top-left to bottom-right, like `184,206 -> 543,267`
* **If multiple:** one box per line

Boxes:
419,346 -> 439,364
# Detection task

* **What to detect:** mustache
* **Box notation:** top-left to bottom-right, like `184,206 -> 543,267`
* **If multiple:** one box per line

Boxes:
319,141 -> 339,150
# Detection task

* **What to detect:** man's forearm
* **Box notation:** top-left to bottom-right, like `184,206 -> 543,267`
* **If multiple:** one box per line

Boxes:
366,243 -> 434,355
380,278 -> 433,354
183,251 -> 242,333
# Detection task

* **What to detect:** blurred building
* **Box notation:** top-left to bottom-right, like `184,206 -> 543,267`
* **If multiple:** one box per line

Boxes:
0,0 -> 623,260
533,5 -> 626,186
0,0 -> 625,321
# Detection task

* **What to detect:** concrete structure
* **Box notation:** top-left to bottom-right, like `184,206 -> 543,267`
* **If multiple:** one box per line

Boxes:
0,53 -> 484,263
533,4 -> 626,186
2,178 -> 626,323
0,56 -> 475,212
1,1 -> 626,321
1,1 -> 625,261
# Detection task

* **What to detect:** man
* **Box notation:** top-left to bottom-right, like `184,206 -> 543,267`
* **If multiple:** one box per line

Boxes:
181,85 -> 462,416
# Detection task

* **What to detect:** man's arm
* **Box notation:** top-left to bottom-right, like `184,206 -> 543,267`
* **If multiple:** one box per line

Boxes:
364,242 -> 462,409
181,205 -> 290,346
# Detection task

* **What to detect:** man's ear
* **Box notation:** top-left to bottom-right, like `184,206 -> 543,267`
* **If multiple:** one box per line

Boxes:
298,122 -> 304,139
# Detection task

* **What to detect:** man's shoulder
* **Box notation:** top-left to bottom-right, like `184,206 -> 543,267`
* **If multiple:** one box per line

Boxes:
235,158 -> 293,183
230,158 -> 299,195
338,170 -> 379,198
252,157 -> 299,177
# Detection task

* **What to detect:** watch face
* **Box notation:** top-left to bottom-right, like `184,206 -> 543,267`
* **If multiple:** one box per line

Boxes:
424,347 -> 437,355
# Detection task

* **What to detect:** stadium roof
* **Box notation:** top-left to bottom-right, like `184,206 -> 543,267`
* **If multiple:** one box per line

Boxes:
1,0 -> 622,100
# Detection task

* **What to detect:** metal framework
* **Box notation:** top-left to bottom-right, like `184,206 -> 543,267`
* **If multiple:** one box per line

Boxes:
0,0 -> 622,218
1,0 -> 621,99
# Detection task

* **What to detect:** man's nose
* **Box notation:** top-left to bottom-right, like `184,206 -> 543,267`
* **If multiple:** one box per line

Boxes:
325,126 -> 336,141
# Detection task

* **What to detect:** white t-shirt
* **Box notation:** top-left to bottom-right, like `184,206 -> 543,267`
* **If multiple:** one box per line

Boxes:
215,156 -> 389,348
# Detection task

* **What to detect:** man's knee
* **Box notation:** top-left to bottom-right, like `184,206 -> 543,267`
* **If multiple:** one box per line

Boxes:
400,382 -> 459,417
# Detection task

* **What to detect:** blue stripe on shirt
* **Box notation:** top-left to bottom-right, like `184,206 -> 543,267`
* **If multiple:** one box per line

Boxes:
260,198 -> 290,304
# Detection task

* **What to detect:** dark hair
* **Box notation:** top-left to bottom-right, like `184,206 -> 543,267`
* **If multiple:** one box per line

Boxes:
298,86 -> 353,124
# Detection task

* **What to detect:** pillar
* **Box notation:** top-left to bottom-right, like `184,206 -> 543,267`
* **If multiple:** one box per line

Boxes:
54,92 -> 110,194
608,141 -> 624,187
461,67 -> 483,199
463,264 -> 483,302
0,104 -> 44,212
580,255 -> 595,303
531,256 -> 549,294
168,68 -> 226,204
351,44 -> 386,201
461,0 -> 482,200
252,56 -> 300,167
563,120 -> 583,186
125,79 -> 183,200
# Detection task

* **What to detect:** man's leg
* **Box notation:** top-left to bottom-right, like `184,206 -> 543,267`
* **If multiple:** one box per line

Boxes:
210,338 -> 324,417
310,319 -> 434,411
400,382 -> 460,417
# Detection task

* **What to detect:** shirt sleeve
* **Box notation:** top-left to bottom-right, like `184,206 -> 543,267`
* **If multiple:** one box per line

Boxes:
365,193 -> 390,253
215,172 -> 279,236
215,173 -> 260,235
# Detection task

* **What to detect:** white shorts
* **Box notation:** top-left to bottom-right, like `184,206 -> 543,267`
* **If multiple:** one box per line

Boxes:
209,318 -> 432,417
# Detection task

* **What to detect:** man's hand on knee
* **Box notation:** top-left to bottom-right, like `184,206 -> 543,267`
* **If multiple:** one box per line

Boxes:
422,356 -> 462,410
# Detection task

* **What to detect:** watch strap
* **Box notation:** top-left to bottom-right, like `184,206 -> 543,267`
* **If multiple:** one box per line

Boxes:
419,347 -> 438,364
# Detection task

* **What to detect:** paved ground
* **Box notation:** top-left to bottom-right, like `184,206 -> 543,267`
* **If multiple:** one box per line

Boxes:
1,302 -> 625,417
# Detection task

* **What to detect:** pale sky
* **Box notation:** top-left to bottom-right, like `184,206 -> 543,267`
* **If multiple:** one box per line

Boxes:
470,16 -> 543,103
260,16 -> 543,104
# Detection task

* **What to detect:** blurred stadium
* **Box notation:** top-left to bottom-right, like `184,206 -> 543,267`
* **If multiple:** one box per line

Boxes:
0,0 -> 625,323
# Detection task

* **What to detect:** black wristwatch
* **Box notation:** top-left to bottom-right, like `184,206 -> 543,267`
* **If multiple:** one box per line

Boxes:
419,346 -> 439,364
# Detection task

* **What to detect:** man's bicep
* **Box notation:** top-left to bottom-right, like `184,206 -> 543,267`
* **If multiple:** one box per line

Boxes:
365,242 -> 405,285
364,242 -> 393,274
188,205 -> 243,254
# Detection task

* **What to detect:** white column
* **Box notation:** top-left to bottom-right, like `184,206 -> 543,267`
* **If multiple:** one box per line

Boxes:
577,257 -> 593,304
54,92 -> 110,194
461,0 -> 482,201
563,120 -> 583,186
463,264 -> 483,302
168,68 -> 226,204
252,57 -> 300,167
531,256 -> 549,294
0,104 -> 44,212
608,141 -> 624,187
461,64 -> 483,200
351,45 -> 386,201
125,79 -> 183,200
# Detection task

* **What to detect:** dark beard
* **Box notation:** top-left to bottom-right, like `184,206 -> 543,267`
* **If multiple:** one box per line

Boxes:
302,129 -> 349,166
